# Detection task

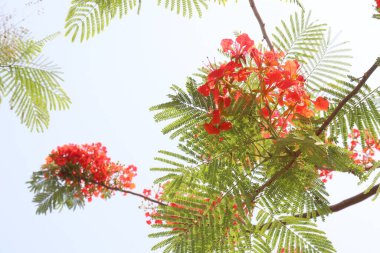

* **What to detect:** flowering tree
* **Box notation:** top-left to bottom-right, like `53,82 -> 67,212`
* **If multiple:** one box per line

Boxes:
29,1 -> 380,252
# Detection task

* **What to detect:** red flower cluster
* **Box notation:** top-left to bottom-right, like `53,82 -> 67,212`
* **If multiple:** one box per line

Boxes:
197,33 -> 329,136
376,0 -> 380,11
44,143 -> 137,202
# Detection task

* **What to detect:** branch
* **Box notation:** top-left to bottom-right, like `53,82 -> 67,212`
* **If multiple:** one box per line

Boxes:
91,180 -> 167,206
248,0 -> 274,51
299,183 -> 380,218
316,58 -> 380,136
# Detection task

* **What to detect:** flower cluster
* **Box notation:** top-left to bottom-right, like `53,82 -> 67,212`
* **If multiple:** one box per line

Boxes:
44,143 -> 137,202
376,0 -> 380,12
197,33 -> 329,136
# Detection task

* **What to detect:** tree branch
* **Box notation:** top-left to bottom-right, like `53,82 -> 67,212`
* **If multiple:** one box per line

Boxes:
248,0 -> 274,51
299,183 -> 380,218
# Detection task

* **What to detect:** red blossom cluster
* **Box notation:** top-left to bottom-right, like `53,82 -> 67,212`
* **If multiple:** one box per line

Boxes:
376,0 -> 380,11
197,33 -> 329,136
44,143 -> 137,202
349,129 -> 380,167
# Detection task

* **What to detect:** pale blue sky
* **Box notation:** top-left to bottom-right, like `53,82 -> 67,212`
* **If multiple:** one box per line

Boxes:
1,0 -> 380,252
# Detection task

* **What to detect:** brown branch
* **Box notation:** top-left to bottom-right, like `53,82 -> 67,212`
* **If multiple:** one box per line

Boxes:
90,180 -> 167,206
316,58 -> 380,136
248,0 -> 274,51
299,183 -> 380,218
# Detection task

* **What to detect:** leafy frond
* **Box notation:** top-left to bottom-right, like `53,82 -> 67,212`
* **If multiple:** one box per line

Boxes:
280,0 -> 304,9
301,29 -> 351,92
256,208 -> 336,253
150,78 -> 212,139
65,0 -> 139,42
28,169 -> 85,215
0,36 -> 70,132
272,11 -> 326,62
65,0 -> 233,41
157,0 -> 228,18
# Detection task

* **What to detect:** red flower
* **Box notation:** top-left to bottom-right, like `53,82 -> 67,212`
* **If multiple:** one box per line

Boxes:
143,189 -> 152,196
221,39 -> 233,53
219,121 -> 232,131
211,109 -> 221,125
197,84 -> 210,96
353,129 -> 360,138
313,97 -> 329,111
236,33 -> 254,50
155,220 -> 163,224
204,123 -> 220,135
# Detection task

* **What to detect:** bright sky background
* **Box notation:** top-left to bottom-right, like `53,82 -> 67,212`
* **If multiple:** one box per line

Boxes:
1,0 -> 380,252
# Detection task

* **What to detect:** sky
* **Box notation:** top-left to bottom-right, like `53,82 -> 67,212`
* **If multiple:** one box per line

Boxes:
1,0 -> 380,252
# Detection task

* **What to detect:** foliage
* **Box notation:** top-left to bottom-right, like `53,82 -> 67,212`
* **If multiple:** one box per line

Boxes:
0,18 -> 70,131
64,0 -> 303,42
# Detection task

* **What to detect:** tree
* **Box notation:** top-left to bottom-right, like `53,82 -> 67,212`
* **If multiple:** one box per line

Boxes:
28,0 -> 380,252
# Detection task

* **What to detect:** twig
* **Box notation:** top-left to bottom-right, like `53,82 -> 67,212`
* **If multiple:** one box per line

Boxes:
248,0 -> 274,51
91,180 -> 167,206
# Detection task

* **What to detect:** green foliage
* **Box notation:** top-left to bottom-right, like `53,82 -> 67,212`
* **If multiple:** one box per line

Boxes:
272,11 -> 327,62
0,34 -> 70,132
65,0 -> 140,42
64,0 -> 305,42
150,79 -> 213,139
256,210 -> 335,253
28,166 -> 85,214
280,0 -> 303,9
326,77 -> 380,147
65,0 -> 231,41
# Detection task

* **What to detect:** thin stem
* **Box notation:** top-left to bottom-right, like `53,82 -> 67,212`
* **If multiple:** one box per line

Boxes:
248,0 -> 274,51
91,180 -> 167,206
